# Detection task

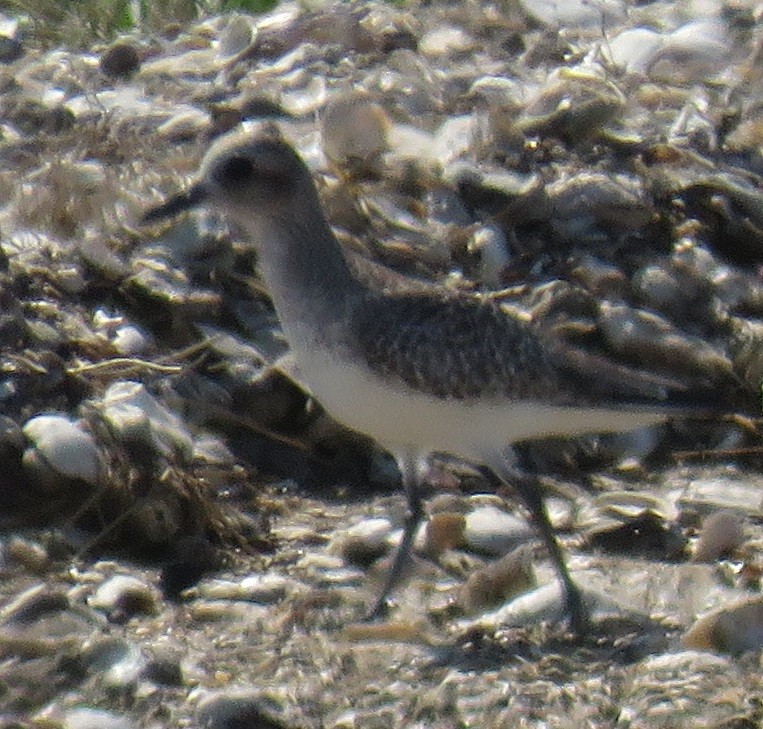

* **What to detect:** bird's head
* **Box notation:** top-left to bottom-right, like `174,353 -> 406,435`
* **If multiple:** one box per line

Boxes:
143,125 -> 316,226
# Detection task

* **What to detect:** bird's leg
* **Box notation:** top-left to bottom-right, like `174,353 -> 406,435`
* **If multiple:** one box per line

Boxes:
367,449 -> 424,619
487,449 -> 590,637
513,472 -> 590,636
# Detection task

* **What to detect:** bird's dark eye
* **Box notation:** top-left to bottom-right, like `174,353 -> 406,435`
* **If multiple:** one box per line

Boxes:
216,156 -> 255,184
213,149 -> 297,197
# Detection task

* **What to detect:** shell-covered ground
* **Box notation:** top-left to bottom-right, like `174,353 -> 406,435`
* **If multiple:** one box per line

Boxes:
2,0 -> 763,726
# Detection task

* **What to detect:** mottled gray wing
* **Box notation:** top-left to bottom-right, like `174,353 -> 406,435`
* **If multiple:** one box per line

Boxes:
542,333 -> 743,412
350,290 -> 740,411
350,291 -> 560,401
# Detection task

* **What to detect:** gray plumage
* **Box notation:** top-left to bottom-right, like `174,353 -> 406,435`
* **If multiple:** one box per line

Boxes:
352,290 -> 560,401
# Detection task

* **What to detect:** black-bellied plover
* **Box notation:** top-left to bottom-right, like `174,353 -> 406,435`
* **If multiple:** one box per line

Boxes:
144,125 -> 722,635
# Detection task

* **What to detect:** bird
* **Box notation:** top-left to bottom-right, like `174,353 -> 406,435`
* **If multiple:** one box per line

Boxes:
143,124 -> 733,635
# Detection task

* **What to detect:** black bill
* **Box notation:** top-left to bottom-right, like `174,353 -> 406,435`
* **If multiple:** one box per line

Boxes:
142,182 -> 208,224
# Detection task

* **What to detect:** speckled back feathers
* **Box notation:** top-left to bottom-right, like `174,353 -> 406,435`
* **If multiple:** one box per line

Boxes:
351,291 -> 562,401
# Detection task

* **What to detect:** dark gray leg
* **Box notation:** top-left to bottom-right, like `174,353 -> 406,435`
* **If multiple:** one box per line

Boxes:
485,449 -> 590,636
514,473 -> 590,636
367,450 -> 423,619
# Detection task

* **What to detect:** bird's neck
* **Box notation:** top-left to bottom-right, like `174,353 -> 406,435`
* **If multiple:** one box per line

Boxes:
240,205 -> 364,346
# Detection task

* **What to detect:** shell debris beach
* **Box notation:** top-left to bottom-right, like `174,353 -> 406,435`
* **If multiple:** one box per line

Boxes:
1,0 -> 763,726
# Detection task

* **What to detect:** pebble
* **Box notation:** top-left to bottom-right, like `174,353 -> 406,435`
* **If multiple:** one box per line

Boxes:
218,15 -> 255,57
61,707 -> 137,729
421,511 -> 466,558
101,380 -> 194,460
81,635 -> 146,687
683,596 -> 763,656
463,505 -> 534,556
112,324 -> 152,355
5,536 -> 49,573
23,414 -> 102,487
321,92 -> 390,173
100,41 -> 141,78
419,26 -> 475,57
691,509 -> 746,563
457,546 -> 536,615
199,574 -> 294,604
195,690 -> 290,729
88,575 -> 161,619
330,517 -> 394,567
0,35 -> 22,64
585,510 -> 687,561
144,646 -> 184,686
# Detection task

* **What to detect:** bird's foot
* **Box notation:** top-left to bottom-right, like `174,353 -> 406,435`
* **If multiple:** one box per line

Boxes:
564,584 -> 591,638
365,596 -> 392,622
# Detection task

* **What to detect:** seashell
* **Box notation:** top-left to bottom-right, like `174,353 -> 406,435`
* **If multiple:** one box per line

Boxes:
23,414 -> 102,488
605,27 -> 664,75
679,174 -> 763,266
597,302 -> 734,384
281,74 -> 327,117
569,255 -> 628,298
621,651 -> 746,726
691,510 -> 746,563
463,505 -> 534,556
683,596 -> 763,655
595,491 -> 674,522
729,317 -> 763,393
321,92 -> 389,174
518,0 -> 626,29
648,20 -> 733,85
419,26 -> 476,58
547,172 -> 651,242
467,225 -> 511,288
100,381 -> 194,460
518,73 -> 624,145
60,707 -> 137,729
455,582 -> 592,632
421,511 -> 466,557
218,15 -> 256,58
89,575 -> 161,618
200,575 -> 294,604
678,476 -> 763,520
0,583 -> 69,624
445,161 -> 550,228
155,109 -> 211,142
431,114 -> 479,166
633,260 -> 714,326
330,517 -> 394,567
457,546 -> 536,615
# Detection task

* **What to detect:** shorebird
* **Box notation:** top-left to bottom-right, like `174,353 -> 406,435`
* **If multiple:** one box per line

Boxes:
143,125 -> 725,635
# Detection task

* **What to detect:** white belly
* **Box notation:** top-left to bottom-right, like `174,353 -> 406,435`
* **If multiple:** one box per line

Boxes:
297,349 -> 666,461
